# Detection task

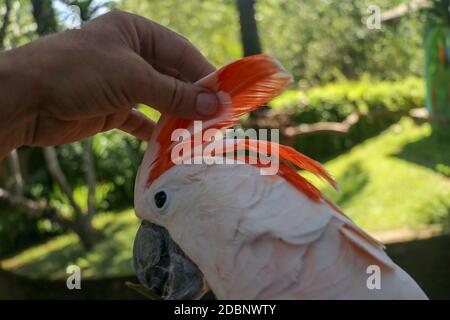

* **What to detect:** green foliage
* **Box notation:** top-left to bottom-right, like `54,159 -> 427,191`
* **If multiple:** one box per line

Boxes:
118,0 -> 425,83
91,131 -> 146,208
49,131 -> 146,211
270,77 -> 425,160
272,76 -> 425,121
0,208 -> 60,258
420,0 -> 450,26
0,0 -> 37,49
21,130 -> 147,214
119,0 -> 242,68
258,0 -> 425,83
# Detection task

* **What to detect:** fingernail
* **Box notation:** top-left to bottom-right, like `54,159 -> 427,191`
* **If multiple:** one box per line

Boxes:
196,92 -> 219,117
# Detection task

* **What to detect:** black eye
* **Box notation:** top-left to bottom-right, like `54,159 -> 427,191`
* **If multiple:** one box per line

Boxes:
154,191 -> 167,209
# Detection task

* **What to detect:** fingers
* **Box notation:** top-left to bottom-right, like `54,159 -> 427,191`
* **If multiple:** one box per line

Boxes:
132,13 -> 216,82
78,11 -> 220,121
99,10 -> 216,82
26,110 -> 155,147
98,109 -> 155,140
118,109 -> 155,141
137,61 -> 219,119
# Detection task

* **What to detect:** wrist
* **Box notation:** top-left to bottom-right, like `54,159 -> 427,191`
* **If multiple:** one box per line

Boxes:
0,48 -> 39,157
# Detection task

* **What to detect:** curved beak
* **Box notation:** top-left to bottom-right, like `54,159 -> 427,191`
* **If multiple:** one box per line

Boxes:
133,220 -> 208,300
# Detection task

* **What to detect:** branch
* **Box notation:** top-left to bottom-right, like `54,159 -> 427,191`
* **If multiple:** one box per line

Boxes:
381,0 -> 429,22
31,0 -> 58,35
7,149 -> 24,196
43,147 -> 84,217
283,110 -> 403,138
0,187 -> 77,231
0,187 -> 44,218
409,107 -> 450,124
247,108 -> 405,147
84,138 -> 96,217
0,0 -> 13,49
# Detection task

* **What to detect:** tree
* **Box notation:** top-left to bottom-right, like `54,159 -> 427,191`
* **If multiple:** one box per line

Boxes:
236,0 -> 265,118
236,0 -> 262,57
31,0 -> 58,34
0,0 -> 12,49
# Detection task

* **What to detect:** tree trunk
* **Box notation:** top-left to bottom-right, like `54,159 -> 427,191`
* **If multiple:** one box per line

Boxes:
43,147 -> 83,216
43,147 -> 100,249
0,187 -> 68,229
236,0 -> 266,119
31,0 -> 57,35
72,214 -> 99,250
0,0 -> 12,49
84,137 -> 96,218
7,149 -> 24,196
236,0 -> 262,57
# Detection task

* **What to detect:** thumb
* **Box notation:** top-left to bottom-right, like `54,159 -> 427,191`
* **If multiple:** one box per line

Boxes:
139,63 -> 219,120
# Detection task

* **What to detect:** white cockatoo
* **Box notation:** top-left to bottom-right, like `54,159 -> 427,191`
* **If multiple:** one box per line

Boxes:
134,54 -> 427,300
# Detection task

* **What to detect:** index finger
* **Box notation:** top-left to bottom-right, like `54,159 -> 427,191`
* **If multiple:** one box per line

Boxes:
115,11 -> 216,82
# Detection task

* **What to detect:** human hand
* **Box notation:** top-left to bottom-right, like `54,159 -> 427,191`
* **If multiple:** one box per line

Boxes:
0,10 -> 218,159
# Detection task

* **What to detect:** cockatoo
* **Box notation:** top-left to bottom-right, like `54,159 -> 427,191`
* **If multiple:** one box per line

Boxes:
133,54 -> 427,300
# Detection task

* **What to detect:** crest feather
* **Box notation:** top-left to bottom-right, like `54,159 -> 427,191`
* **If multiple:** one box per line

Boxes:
146,54 -> 336,205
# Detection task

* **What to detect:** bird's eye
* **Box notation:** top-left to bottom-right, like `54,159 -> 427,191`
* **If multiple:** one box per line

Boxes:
154,190 -> 168,210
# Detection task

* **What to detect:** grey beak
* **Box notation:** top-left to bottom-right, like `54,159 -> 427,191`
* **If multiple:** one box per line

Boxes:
133,221 -> 207,300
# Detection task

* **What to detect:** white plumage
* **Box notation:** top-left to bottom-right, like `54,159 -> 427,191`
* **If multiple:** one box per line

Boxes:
135,161 -> 427,299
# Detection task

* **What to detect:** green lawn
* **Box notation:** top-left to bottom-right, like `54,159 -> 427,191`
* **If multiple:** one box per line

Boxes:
1,117 -> 449,280
305,117 -> 450,232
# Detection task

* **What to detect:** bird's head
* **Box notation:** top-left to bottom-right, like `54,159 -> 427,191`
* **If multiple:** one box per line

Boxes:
133,54 -> 336,299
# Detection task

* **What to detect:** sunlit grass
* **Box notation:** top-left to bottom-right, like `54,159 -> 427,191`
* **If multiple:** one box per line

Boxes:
305,117 -> 450,232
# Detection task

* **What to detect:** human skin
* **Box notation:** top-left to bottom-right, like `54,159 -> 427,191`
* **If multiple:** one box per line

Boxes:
0,10 -> 218,160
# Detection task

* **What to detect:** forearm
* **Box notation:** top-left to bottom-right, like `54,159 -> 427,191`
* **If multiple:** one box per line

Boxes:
0,48 -> 38,159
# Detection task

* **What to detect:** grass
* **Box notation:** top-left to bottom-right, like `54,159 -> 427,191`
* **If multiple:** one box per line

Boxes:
304,117 -> 450,232
0,209 -> 139,280
1,117 -> 449,280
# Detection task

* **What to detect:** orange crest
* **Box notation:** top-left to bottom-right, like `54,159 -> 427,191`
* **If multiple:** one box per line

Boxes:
146,54 -> 338,204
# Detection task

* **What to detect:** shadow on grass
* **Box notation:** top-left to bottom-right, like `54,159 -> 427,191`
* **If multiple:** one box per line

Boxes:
393,124 -> 450,177
5,212 -> 139,280
11,239 -> 84,279
330,161 -> 369,208
0,267 -> 145,299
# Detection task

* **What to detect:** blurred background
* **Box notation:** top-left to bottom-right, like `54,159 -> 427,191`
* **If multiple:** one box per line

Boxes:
0,0 -> 449,299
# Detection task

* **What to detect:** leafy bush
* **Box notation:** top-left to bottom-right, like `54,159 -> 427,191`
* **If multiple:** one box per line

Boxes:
272,77 -> 425,121
269,77 -> 425,160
